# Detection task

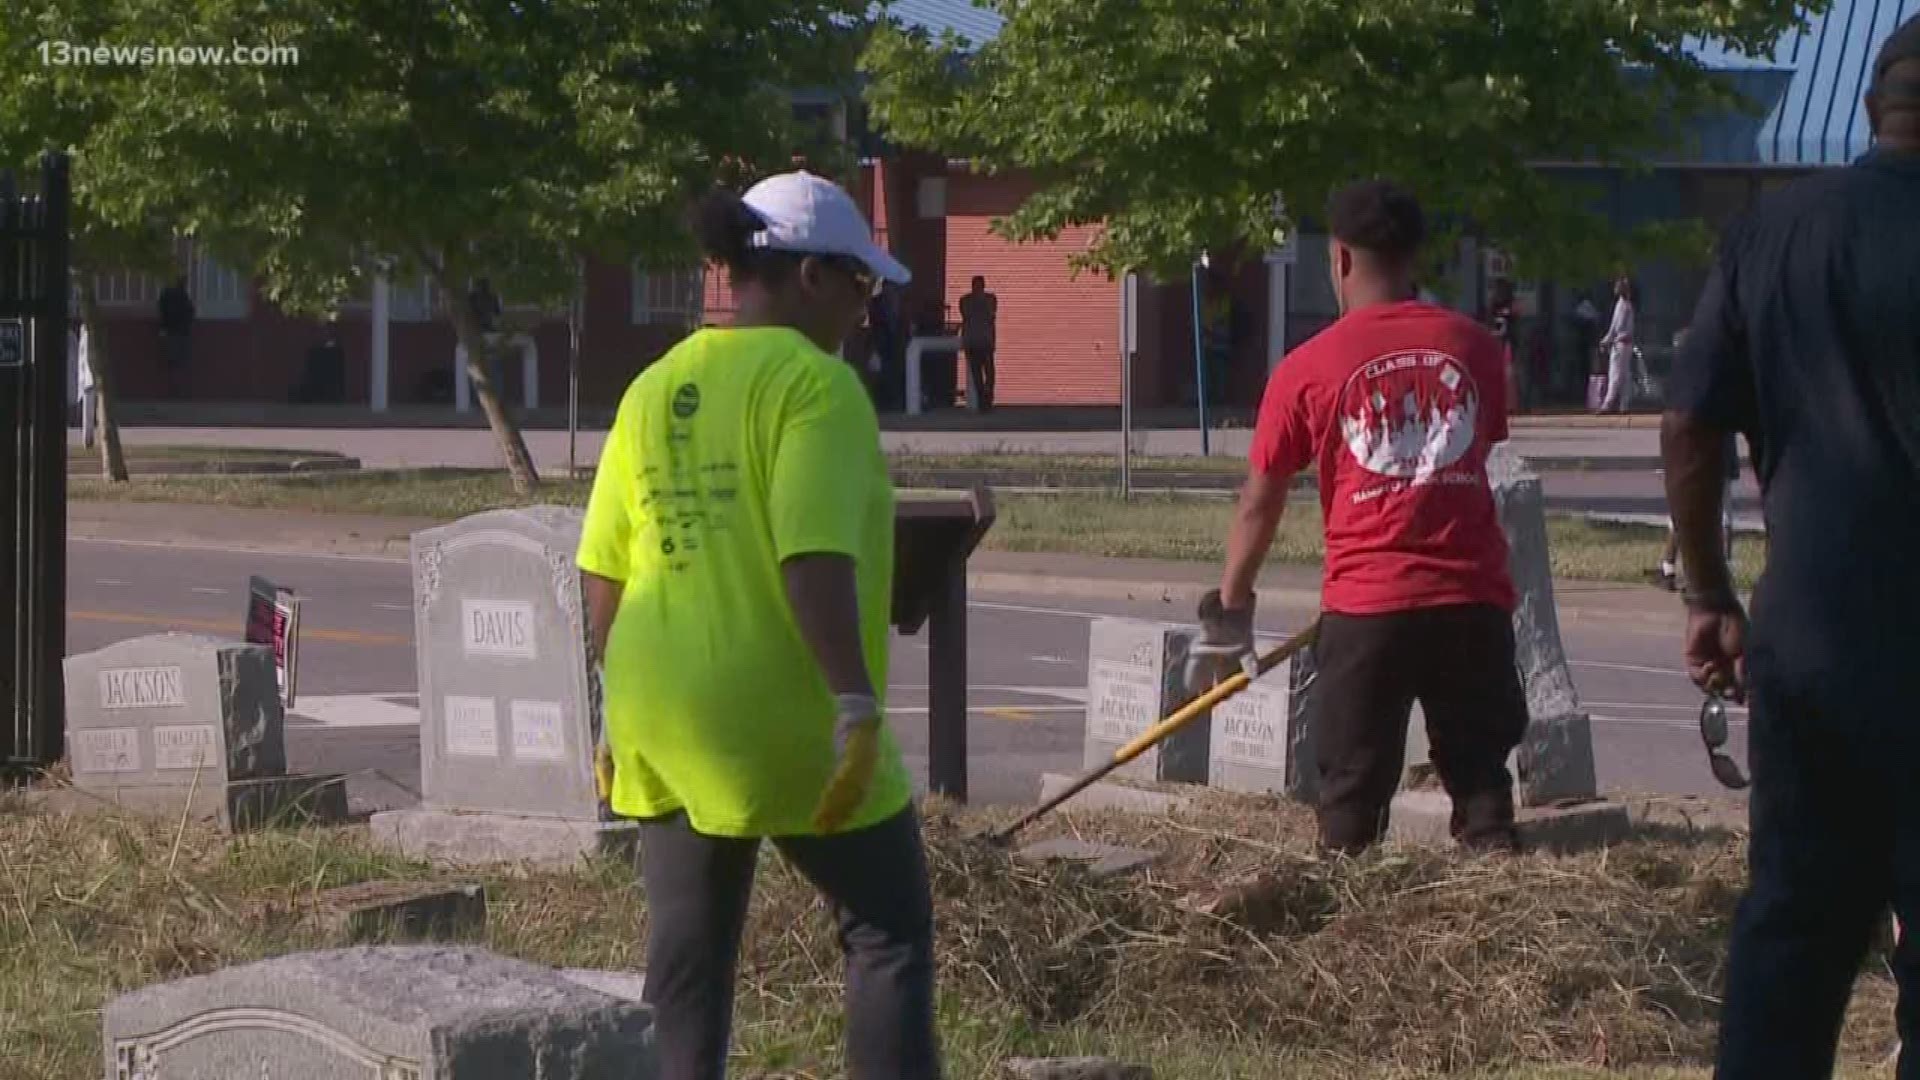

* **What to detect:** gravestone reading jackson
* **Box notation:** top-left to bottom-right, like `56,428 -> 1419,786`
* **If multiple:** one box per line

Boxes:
371,507 -> 631,866
103,945 -> 655,1079
1206,634 -> 1319,802
1083,617 -> 1206,784
62,633 -> 344,829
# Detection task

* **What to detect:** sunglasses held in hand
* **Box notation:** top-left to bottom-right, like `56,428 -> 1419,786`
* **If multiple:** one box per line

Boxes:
1699,692 -> 1749,790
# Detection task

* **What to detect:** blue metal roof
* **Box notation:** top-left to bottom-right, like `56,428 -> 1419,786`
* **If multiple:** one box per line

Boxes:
1684,0 -> 1919,166
879,0 -> 1005,48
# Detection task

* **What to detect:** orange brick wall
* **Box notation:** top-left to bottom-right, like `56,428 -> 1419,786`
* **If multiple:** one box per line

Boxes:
945,173 -> 1121,406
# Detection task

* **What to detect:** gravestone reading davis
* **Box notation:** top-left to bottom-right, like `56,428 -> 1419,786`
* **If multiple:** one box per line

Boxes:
103,945 -> 655,1079
1083,618 -> 1206,784
62,634 -> 345,829
371,507 -> 633,866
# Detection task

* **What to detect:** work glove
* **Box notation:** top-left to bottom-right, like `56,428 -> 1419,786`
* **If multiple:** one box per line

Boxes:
1185,589 -> 1258,696
812,693 -> 882,834
593,738 -> 615,803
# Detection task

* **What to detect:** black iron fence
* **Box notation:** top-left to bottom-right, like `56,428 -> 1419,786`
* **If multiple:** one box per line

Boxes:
0,154 -> 70,770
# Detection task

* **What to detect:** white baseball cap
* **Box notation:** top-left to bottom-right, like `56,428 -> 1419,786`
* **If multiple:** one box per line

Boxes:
741,171 -> 912,285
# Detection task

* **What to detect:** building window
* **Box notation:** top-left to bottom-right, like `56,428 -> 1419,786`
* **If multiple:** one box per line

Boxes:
90,268 -> 163,310
190,253 -> 250,320
390,276 -> 438,322
631,265 -> 704,327
917,177 -> 947,220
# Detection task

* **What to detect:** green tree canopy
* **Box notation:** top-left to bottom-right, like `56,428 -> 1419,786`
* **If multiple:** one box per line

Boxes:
865,0 -> 1827,280
13,0 -> 866,491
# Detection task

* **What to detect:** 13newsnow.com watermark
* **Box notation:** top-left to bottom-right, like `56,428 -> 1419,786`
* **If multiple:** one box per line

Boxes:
39,41 -> 300,67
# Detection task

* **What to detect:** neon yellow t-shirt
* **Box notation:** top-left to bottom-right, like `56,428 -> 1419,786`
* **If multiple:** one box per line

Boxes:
576,326 -> 908,838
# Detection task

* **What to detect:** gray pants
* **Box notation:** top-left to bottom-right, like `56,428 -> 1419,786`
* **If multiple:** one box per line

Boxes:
637,808 -> 940,1080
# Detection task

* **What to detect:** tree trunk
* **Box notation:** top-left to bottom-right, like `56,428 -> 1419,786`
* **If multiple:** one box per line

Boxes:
438,279 -> 539,495
78,277 -> 130,483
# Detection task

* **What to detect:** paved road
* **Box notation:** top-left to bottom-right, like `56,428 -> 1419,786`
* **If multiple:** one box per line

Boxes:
68,537 -> 1748,816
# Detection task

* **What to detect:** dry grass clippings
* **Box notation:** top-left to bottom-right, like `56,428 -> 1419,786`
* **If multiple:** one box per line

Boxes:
0,796 -> 1896,1080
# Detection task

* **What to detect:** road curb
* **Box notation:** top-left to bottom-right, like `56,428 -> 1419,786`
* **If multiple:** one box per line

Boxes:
968,568 -> 1685,633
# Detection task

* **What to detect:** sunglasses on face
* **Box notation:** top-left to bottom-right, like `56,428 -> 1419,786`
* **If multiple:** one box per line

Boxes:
1699,693 -> 1749,790
818,255 -> 881,299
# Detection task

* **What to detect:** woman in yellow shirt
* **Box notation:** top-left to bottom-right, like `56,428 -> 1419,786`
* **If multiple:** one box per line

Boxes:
577,172 -> 937,1079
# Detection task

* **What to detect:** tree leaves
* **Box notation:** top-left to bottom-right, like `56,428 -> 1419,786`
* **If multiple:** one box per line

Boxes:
864,0 -> 1826,279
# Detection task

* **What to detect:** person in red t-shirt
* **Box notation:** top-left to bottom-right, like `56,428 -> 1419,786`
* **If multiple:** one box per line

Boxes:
1191,179 -> 1527,854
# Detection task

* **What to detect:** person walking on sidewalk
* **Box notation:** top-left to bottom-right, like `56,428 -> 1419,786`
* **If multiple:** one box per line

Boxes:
1595,275 -> 1637,414
1190,178 -> 1528,855
577,171 -> 938,1080
1661,16 -> 1920,1078
958,275 -> 997,412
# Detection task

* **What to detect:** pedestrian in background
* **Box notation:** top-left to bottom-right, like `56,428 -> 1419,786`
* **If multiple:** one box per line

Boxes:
577,171 -> 939,1080
1192,179 -> 1527,854
155,275 -> 193,398
1661,15 -> 1920,1077
958,274 -> 997,412
1595,275 -> 1637,414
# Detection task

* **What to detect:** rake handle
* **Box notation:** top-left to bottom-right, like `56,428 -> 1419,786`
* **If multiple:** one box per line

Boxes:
988,618 -> 1321,846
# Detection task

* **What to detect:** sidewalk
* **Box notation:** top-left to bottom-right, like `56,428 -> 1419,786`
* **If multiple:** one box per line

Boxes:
101,420 -> 1665,471
69,501 -> 1691,633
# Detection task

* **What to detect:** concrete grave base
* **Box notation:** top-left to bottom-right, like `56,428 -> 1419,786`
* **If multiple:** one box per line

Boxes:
309,881 -> 488,943
1387,790 -> 1633,853
33,773 -> 347,832
1037,773 -> 1199,818
1016,836 -> 1160,879
370,807 -> 639,869
103,946 -> 655,1079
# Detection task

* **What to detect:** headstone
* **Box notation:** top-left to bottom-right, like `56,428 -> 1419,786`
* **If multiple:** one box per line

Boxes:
102,946 -> 656,1079
1206,635 -> 1317,801
372,508 -> 635,866
62,634 -> 345,830
1286,446 -> 1604,831
1083,618 -> 1205,784
1483,445 -> 1599,806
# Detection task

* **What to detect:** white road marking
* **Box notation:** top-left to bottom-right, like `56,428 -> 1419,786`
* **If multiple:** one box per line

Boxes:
74,536 -> 409,565
96,578 -> 127,586
1030,655 -> 1074,664
1571,659 -> 1689,677
1591,713 -> 1748,730
375,603 -> 412,612
190,587 -> 226,596
290,694 -> 420,729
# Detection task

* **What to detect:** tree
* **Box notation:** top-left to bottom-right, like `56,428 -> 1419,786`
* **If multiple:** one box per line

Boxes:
864,0 -> 1827,281
0,5 -> 190,483
74,0 -> 866,494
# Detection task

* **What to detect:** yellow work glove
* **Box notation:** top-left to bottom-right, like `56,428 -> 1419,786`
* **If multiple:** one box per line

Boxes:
593,739 -> 615,803
812,694 -> 882,833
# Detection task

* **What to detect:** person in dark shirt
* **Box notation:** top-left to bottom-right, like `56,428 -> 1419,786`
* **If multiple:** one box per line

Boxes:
1662,15 -> 1920,1078
156,276 -> 194,398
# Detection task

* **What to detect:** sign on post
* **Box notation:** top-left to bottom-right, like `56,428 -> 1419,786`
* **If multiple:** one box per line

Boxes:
0,318 -> 23,369
243,576 -> 302,708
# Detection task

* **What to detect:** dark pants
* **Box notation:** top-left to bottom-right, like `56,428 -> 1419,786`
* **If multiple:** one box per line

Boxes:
964,345 -> 994,412
1716,649 -> 1916,1079
638,808 -> 941,1080
160,332 -> 190,397
1314,603 -> 1529,853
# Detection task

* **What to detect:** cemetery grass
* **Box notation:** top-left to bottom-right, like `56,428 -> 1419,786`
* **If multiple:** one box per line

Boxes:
2,792 -> 1899,1080
70,470 -> 1765,588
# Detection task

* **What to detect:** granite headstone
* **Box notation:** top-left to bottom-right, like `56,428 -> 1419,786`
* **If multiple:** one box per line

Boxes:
1394,446 -> 1601,805
62,634 -> 344,829
1084,618 -> 1205,784
1206,636 -> 1318,801
373,508 -> 632,865
102,946 -> 655,1079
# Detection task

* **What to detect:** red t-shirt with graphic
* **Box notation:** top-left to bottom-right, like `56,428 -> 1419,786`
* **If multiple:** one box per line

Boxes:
1251,301 -> 1516,616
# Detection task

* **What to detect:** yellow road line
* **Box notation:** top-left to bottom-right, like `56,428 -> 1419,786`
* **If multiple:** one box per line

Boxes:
68,609 -> 410,648
982,707 -> 1035,723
